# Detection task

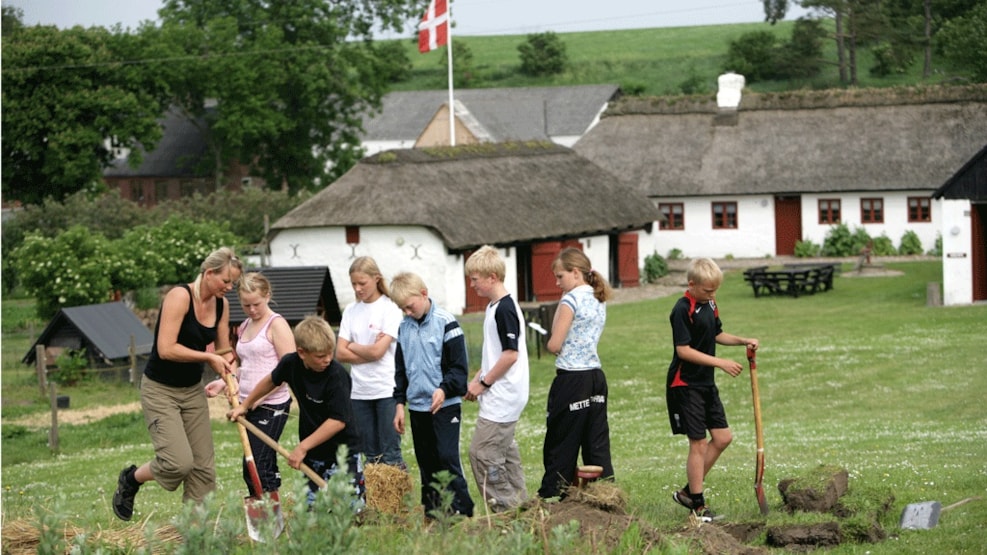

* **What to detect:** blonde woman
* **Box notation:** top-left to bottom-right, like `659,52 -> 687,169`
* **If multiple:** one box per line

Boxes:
113,247 -> 242,521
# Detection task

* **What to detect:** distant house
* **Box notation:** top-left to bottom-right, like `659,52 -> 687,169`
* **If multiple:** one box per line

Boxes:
361,85 -> 621,155
575,83 -> 987,264
23,302 -> 153,368
267,142 -> 660,314
102,106 -> 262,207
226,266 -> 342,326
932,144 -> 987,305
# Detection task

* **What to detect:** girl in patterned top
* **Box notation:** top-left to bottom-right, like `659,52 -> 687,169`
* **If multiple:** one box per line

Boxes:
538,247 -> 614,499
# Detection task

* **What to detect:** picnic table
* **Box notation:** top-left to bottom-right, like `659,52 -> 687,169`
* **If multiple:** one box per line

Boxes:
743,264 -> 835,298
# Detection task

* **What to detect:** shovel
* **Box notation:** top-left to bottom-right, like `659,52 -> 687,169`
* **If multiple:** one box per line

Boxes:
747,346 -> 769,515
899,496 -> 981,530
221,371 -> 284,541
236,415 -> 327,488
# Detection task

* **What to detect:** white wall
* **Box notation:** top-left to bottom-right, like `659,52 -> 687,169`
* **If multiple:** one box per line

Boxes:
639,196 -> 776,261
269,225 -> 465,314
801,192 -> 940,252
939,199 -> 973,306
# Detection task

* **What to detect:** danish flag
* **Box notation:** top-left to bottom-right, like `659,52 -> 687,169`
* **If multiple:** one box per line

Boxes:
418,0 -> 449,53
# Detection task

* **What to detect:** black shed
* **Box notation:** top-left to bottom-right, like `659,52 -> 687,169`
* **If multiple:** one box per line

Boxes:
22,302 -> 154,366
226,266 -> 341,327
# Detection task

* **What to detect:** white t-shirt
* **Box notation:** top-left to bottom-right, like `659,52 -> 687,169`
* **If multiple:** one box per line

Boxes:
338,295 -> 403,400
478,294 -> 530,422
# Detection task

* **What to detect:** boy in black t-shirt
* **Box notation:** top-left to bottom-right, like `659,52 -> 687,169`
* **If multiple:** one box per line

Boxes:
230,315 -> 364,507
666,258 -> 758,521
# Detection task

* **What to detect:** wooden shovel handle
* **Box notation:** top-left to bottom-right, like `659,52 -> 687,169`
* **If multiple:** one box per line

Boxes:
236,416 -> 327,488
221,372 -> 265,497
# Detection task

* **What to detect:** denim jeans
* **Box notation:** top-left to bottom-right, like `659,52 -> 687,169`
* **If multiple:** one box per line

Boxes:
352,397 -> 404,467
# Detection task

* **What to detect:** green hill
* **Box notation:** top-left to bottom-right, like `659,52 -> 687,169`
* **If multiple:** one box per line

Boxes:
387,20 -> 964,97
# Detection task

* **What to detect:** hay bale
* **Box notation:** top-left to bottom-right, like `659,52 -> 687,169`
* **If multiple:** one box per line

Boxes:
567,481 -> 628,514
364,462 -> 413,514
1,518 -> 182,554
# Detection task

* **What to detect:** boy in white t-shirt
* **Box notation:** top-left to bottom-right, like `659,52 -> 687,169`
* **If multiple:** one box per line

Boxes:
463,246 -> 530,511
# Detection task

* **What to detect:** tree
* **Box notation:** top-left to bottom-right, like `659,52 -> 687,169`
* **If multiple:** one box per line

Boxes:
154,0 -> 422,194
1,21 -> 171,204
723,31 -> 781,81
937,2 -> 987,82
518,32 -> 569,76
764,0 -> 790,24
439,39 -> 477,88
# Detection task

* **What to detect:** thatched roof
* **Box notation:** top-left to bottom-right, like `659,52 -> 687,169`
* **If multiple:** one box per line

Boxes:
271,142 -> 659,251
575,85 -> 987,197
933,144 -> 987,201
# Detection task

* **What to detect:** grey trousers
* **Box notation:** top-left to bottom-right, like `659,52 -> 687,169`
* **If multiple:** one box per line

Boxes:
469,416 -> 527,511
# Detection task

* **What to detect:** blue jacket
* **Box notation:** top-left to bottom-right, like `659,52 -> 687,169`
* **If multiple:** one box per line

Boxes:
393,299 -> 469,412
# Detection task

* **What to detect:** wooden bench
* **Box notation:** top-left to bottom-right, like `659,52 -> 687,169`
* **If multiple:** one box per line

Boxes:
745,264 -> 835,298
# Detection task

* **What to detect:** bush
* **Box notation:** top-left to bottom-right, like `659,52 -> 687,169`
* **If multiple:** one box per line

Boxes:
723,30 -> 779,81
870,233 -> 897,256
517,32 -> 568,76
822,223 -> 870,257
929,233 -> 942,256
642,251 -> 669,283
52,348 -> 89,385
666,248 -> 684,260
794,239 -> 821,257
898,230 -> 924,255
116,216 -> 240,286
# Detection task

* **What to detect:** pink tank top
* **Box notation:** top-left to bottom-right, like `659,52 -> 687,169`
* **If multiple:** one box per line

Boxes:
236,313 -> 291,405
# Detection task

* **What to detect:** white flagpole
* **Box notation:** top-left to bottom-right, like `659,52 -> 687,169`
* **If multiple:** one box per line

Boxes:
446,4 -> 455,146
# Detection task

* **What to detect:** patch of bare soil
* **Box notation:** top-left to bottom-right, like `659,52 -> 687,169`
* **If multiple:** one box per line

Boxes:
7,395 -> 235,429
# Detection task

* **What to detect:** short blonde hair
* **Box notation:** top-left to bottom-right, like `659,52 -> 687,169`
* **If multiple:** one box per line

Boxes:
687,258 -> 723,287
293,315 -> 335,354
464,245 -> 505,281
389,272 -> 427,306
238,272 -> 272,298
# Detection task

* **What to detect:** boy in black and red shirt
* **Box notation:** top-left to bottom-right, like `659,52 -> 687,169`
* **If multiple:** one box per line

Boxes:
666,258 -> 758,521
230,315 -> 364,508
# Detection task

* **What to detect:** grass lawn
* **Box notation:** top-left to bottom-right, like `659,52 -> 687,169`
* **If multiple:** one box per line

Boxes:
2,259 -> 985,553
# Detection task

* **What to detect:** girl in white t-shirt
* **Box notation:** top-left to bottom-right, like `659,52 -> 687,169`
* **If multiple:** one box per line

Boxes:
336,257 -> 406,469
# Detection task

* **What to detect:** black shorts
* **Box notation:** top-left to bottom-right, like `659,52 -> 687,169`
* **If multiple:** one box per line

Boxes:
667,385 -> 729,440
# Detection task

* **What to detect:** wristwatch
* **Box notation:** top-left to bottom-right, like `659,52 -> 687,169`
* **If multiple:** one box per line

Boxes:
479,378 -> 492,388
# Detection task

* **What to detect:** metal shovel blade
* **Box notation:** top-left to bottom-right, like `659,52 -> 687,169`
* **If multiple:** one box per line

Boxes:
899,500 -> 942,530
244,491 -> 285,541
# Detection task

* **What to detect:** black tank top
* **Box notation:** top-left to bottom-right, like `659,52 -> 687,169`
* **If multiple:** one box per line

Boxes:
144,284 -> 224,387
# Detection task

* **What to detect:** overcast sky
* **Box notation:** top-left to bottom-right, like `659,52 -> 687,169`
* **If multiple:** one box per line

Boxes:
10,0 -> 811,35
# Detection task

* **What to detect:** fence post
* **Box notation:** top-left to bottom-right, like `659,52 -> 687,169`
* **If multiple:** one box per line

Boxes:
35,344 -> 47,397
48,376 -> 59,452
129,334 -> 137,384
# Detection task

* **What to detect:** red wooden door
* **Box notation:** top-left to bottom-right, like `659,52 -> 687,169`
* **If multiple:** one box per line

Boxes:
617,232 -> 640,288
774,196 -> 802,256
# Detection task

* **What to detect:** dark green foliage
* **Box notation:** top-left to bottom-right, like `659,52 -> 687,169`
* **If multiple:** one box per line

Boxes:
870,233 -> 897,256
937,2 -> 987,82
678,73 -> 710,94
821,223 -> 871,257
898,229 -> 924,254
642,251 -> 669,284
778,18 -> 826,79
795,239 -> 822,257
518,32 -> 569,77
723,30 -> 780,81
373,40 -> 414,83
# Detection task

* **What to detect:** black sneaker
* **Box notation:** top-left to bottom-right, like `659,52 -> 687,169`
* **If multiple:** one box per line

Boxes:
113,465 -> 140,521
672,489 -> 696,510
693,505 -> 724,523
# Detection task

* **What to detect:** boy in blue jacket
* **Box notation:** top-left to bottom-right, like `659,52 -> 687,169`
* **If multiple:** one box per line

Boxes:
390,272 -> 474,519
